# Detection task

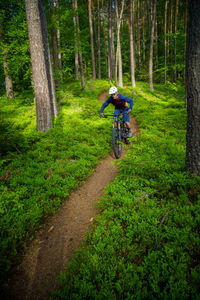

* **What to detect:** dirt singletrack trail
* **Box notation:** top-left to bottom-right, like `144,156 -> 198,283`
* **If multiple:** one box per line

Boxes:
4,91 -> 139,300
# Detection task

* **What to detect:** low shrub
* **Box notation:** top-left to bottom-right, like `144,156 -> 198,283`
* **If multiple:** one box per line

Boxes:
0,79 -> 112,286
51,82 -> 200,299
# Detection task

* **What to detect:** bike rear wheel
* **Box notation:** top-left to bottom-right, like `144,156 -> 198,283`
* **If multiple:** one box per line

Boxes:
112,127 -> 122,159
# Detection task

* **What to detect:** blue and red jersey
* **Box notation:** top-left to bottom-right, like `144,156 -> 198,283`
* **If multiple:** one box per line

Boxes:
100,93 -> 134,113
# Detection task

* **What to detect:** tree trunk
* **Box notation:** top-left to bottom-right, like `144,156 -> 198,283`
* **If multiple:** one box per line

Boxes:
73,0 -> 85,89
88,0 -> 96,80
115,0 -> 124,88
164,0 -> 167,84
50,0 -> 60,88
97,0 -> 101,78
108,0 -> 114,82
72,0 -> 79,80
39,0 -> 57,117
167,0 -> 171,57
155,15 -> 158,68
3,51 -> 14,99
101,0 -> 108,76
137,0 -> 141,69
142,0 -> 145,63
129,0 -> 136,88
185,0 -> 200,176
0,25 -> 14,99
75,1 -> 85,89
183,0 -> 187,86
55,0 -> 62,75
25,0 -> 57,132
92,0 -> 97,49
174,0 -> 179,82
149,0 -> 157,91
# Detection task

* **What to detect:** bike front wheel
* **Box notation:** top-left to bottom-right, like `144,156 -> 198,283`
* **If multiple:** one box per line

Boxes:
112,127 -> 122,159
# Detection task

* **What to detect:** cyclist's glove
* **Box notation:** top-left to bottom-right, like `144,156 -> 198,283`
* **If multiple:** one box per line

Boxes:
100,112 -> 104,118
127,108 -> 132,114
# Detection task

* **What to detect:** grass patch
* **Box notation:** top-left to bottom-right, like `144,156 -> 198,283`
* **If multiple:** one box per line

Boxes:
0,79 -> 113,286
50,81 -> 200,299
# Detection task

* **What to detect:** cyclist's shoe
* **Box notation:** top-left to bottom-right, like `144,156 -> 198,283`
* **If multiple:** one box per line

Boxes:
128,129 -> 132,138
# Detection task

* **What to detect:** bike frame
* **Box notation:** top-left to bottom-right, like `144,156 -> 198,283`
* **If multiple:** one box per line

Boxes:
103,112 -> 129,159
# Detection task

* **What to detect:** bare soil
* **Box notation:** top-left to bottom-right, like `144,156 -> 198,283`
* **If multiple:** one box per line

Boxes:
4,91 -> 139,300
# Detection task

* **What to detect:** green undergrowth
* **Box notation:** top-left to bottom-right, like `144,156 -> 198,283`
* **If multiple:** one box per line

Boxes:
51,82 -> 200,300
0,80 -> 113,287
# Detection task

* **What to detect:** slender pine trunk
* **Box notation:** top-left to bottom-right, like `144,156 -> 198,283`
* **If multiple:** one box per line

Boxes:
115,0 -> 124,88
164,0 -> 167,84
108,0 -> 114,82
137,0 -> 141,69
101,0 -> 108,76
101,0 -> 108,74
149,0 -> 157,91
3,51 -> 14,99
97,0 -> 101,79
129,0 -> 136,88
50,0 -> 60,88
174,0 -> 179,83
88,0 -> 96,80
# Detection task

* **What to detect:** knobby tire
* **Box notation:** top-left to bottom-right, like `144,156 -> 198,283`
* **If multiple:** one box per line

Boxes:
112,127 -> 121,159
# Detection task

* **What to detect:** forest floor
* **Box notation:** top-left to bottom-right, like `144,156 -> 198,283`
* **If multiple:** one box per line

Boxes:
4,91 -> 139,300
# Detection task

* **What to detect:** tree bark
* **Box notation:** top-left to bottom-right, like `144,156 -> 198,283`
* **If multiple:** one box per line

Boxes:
137,0 -> 141,69
92,0 -> 97,49
185,0 -> 200,176
142,0 -> 145,63
75,1 -> 85,89
55,0 -> 62,74
101,0 -> 108,76
50,0 -> 60,88
146,0 -> 150,37
3,50 -> 14,99
88,0 -> 96,80
129,0 -> 136,88
25,0 -> 57,132
0,23 -> 14,99
174,0 -> 179,82
115,0 -> 124,88
39,0 -> 57,117
72,0 -> 85,89
72,0 -> 79,80
183,0 -> 187,86
164,0 -> 167,84
155,14 -> 158,68
149,0 -> 157,91
97,0 -> 101,78
108,0 -> 114,82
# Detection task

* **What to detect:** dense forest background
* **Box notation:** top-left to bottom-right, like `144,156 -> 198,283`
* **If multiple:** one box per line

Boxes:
0,0 -> 187,93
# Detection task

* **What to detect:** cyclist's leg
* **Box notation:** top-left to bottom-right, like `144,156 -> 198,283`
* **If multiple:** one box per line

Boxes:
114,109 -> 120,127
123,108 -> 132,137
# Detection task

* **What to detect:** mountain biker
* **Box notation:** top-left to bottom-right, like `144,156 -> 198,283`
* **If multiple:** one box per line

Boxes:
100,86 -> 134,138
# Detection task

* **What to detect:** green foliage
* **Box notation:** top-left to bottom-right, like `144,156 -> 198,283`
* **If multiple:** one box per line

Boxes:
0,1 -> 31,91
0,80 -> 111,286
51,81 -> 200,299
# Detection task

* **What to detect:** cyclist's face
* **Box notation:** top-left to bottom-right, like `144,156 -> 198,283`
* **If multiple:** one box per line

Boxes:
112,93 -> 117,99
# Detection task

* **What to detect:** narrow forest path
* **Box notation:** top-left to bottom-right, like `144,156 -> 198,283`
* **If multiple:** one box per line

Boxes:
5,91 -> 139,300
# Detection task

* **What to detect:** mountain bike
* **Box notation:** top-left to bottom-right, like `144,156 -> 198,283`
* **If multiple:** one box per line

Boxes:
104,112 -> 130,159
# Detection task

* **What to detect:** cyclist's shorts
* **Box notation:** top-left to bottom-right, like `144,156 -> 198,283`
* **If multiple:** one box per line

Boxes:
114,108 -> 130,122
